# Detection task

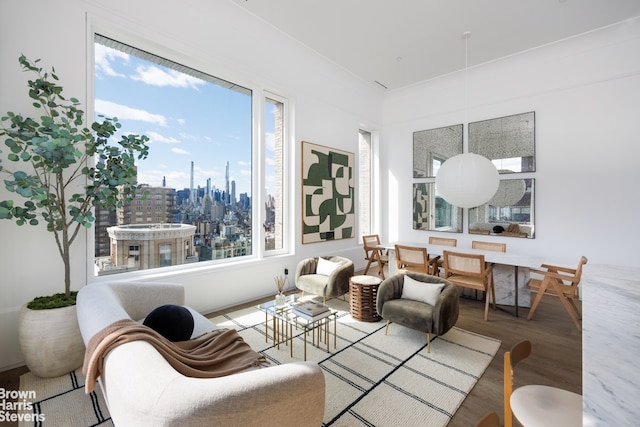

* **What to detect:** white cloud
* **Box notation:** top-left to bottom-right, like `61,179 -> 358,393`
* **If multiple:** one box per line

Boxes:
95,44 -> 129,78
147,131 -> 180,144
131,65 -> 205,90
171,147 -> 190,155
95,99 -> 167,127
177,118 -> 186,126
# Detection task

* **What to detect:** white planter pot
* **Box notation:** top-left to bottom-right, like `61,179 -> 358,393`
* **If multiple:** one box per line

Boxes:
18,304 -> 85,378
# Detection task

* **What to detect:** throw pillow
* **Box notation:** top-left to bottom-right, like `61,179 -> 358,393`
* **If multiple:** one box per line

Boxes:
316,257 -> 342,276
401,275 -> 445,306
143,304 -> 195,342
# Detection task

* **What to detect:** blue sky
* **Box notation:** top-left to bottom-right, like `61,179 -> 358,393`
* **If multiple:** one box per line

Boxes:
94,43 -> 264,198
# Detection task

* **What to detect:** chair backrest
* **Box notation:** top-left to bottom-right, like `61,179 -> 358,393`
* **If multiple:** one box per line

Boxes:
395,244 -> 430,273
362,234 -> 381,259
472,240 -> 507,252
503,340 -> 532,427
573,256 -> 588,285
429,236 -> 457,247
442,250 -> 487,277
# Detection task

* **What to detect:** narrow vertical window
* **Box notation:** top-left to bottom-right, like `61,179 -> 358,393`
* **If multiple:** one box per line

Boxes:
358,129 -> 372,239
264,96 -> 285,252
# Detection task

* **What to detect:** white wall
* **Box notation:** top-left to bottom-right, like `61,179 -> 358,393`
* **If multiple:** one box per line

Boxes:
0,0 -> 382,370
381,18 -> 640,268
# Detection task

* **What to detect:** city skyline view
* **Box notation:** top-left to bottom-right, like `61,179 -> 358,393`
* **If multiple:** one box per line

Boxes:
94,38 -> 262,198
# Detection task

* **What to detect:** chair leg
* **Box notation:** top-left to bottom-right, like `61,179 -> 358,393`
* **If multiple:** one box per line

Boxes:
568,298 -> 582,320
527,279 -> 549,321
484,291 -> 490,321
385,320 -> 391,335
426,332 -> 431,353
552,284 -> 582,332
364,257 -> 373,275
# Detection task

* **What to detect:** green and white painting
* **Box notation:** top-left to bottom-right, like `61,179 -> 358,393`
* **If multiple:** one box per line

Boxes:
301,141 -> 355,243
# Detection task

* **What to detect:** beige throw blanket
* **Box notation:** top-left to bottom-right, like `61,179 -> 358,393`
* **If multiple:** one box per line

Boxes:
83,319 -> 269,393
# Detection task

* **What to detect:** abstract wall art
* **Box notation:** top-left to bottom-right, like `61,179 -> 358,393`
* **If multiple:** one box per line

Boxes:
301,141 -> 355,243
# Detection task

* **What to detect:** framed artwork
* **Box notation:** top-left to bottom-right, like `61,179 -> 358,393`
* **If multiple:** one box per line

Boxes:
413,124 -> 463,178
301,141 -> 355,243
469,111 -> 535,173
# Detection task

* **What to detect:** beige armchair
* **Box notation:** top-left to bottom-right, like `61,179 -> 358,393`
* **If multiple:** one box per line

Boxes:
376,273 -> 459,352
295,256 -> 355,303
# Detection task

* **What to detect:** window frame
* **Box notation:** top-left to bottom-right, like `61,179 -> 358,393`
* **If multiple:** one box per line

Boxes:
87,25 -> 291,281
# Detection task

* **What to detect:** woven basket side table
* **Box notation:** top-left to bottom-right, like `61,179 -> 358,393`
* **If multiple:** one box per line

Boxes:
349,275 -> 383,322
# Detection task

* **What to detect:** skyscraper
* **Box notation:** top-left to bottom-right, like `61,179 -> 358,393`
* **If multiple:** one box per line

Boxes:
225,161 -> 230,205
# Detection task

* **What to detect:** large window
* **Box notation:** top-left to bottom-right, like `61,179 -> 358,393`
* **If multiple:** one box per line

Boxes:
93,34 -> 285,275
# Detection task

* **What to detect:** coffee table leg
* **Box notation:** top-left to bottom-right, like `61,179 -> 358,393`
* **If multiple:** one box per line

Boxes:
325,318 -> 329,352
289,322 -> 293,357
264,311 -> 268,343
304,328 -> 307,361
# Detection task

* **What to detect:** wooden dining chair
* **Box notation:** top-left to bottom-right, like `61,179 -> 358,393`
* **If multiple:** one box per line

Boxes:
526,256 -> 588,332
504,340 -> 532,427
362,234 -> 388,278
394,244 -> 439,276
475,411 -> 500,427
505,340 -> 583,427
429,236 -> 457,247
442,250 -> 496,321
472,240 -> 507,252
429,236 -> 457,276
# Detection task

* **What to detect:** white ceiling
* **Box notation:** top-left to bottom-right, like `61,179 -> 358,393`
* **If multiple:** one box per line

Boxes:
232,0 -> 640,90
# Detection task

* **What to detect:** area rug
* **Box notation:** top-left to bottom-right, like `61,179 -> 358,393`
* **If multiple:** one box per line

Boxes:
17,368 -> 112,427
18,296 -> 499,427
211,296 -> 501,426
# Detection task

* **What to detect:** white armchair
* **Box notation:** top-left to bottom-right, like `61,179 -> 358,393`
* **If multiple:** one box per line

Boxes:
295,256 -> 355,303
77,281 -> 325,427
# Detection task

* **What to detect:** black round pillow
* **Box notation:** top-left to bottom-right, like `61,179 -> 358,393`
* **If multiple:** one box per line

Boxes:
492,225 -> 505,234
143,304 -> 194,342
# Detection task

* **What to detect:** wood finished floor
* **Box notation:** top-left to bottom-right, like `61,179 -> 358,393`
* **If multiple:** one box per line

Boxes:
0,265 -> 581,427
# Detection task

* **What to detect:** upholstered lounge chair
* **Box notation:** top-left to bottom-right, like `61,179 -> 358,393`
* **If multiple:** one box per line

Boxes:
295,256 -> 355,303
376,273 -> 459,352
77,281 -> 325,427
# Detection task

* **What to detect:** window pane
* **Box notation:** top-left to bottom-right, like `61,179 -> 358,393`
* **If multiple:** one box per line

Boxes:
264,97 -> 284,252
94,35 -> 252,275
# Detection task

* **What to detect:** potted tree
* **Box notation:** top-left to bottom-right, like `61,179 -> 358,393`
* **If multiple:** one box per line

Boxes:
0,55 -> 149,377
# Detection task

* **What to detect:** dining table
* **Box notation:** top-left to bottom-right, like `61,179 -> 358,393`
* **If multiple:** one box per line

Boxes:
378,241 -> 544,317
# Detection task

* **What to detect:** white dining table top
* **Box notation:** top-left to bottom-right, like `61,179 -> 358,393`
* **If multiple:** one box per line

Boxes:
510,384 -> 583,427
379,241 -> 544,269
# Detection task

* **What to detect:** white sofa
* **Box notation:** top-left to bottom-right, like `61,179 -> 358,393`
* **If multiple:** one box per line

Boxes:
77,281 -> 325,427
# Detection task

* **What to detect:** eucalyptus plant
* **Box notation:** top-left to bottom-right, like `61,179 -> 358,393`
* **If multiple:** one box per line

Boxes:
0,55 -> 149,305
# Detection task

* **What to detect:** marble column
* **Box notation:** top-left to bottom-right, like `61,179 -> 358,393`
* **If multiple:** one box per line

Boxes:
582,264 -> 640,426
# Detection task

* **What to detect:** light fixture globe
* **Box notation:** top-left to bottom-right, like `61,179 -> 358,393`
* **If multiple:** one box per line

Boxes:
436,153 -> 500,208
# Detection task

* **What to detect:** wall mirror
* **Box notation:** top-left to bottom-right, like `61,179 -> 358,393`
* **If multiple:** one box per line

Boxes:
468,178 -> 535,238
413,124 -> 463,178
469,111 -> 535,173
413,183 -> 462,233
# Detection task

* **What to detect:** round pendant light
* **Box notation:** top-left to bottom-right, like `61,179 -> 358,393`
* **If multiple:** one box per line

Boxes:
436,153 -> 499,208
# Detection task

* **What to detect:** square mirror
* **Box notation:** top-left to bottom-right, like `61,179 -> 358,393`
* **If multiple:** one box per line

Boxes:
413,124 -> 463,178
468,178 -> 535,238
413,183 -> 462,233
469,112 -> 535,173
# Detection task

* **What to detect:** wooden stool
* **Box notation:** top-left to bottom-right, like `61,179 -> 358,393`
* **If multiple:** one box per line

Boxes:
349,275 -> 383,322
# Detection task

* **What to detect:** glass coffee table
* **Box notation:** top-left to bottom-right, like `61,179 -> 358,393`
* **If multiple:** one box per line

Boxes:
256,296 -> 338,361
